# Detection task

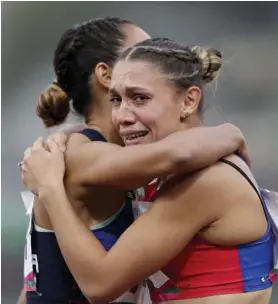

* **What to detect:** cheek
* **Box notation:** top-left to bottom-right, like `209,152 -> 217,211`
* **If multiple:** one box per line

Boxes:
133,108 -> 154,128
111,108 -> 119,129
150,104 -> 181,139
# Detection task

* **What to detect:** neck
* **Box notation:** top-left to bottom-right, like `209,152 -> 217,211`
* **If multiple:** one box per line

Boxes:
86,106 -> 123,146
190,116 -> 202,128
181,115 -> 202,131
86,120 -> 109,138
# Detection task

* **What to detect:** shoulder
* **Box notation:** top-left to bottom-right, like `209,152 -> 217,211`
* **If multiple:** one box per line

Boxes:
166,153 -> 253,194
156,154 -> 255,223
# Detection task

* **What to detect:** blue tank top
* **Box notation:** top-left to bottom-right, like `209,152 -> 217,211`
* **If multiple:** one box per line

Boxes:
27,129 -> 134,303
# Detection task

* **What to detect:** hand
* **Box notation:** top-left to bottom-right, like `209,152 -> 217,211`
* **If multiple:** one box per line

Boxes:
21,137 -> 66,196
23,133 -> 68,157
221,123 -> 251,167
163,123 -> 251,174
44,124 -> 86,152
192,123 -> 251,166
46,133 -> 69,153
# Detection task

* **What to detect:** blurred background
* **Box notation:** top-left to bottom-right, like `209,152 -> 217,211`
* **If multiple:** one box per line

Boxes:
2,1 -> 278,303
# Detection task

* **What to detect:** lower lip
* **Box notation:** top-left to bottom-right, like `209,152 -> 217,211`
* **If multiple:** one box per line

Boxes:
124,134 -> 148,146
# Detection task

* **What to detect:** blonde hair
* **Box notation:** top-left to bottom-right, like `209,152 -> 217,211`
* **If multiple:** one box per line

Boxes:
120,38 -> 222,85
191,46 -> 222,83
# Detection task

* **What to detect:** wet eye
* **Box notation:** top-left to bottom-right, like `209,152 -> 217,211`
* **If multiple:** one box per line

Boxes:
109,96 -> 122,105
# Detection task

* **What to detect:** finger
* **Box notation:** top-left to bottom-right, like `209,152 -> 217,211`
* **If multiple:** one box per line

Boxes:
42,139 -> 51,152
47,138 -> 62,154
50,133 -> 68,152
239,144 -> 252,168
32,137 -> 44,151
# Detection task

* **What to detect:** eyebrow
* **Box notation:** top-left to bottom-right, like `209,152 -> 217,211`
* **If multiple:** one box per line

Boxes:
109,86 -> 149,95
108,87 -> 118,95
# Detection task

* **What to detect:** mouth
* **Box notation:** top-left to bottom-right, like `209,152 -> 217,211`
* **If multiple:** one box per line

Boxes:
122,131 -> 149,145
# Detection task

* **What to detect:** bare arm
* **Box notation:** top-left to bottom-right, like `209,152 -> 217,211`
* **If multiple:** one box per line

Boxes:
17,288 -> 26,304
66,124 -> 249,190
38,164 -> 226,302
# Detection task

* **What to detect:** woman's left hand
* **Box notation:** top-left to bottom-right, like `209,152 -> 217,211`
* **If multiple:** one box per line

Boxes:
21,137 -> 66,196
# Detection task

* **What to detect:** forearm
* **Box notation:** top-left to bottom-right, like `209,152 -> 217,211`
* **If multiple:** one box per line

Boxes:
39,186 -> 110,301
30,123 -> 246,193
39,171 -> 211,302
17,288 -> 26,304
179,139 -> 231,173
115,125 -> 242,182
174,125 -> 244,173
81,124 -> 244,189
93,141 -> 181,189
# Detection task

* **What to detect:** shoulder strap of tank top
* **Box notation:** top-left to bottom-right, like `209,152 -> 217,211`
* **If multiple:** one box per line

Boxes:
219,158 -> 268,215
79,128 -> 107,142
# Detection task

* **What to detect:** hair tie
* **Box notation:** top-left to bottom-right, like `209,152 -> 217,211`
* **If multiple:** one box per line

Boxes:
52,81 -> 60,87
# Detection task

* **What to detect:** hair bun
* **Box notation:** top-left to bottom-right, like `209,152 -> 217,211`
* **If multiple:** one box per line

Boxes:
36,83 -> 70,128
191,46 -> 222,84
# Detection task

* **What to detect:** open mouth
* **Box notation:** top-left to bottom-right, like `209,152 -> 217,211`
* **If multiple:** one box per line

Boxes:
123,131 -> 149,145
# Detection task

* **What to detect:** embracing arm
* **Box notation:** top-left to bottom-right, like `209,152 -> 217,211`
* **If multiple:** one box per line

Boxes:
17,288 -> 26,304
66,124 -> 248,189
39,166 -> 224,302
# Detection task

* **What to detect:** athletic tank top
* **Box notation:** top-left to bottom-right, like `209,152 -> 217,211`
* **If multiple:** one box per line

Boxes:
132,157 -> 274,301
25,129 -> 135,304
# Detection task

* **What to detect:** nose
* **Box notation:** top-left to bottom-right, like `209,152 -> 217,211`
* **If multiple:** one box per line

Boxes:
114,101 -> 136,126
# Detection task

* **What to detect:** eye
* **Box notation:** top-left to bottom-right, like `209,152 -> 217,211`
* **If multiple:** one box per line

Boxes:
109,95 -> 122,105
133,95 -> 148,103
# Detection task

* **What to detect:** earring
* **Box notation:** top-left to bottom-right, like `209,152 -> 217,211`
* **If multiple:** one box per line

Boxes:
180,111 -> 190,121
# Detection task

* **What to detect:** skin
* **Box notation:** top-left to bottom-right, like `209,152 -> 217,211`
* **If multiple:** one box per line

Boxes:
18,24 -> 250,304
21,58 -> 271,304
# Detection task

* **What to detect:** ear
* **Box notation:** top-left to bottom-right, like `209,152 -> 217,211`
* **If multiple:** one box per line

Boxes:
93,62 -> 112,89
180,86 -> 202,119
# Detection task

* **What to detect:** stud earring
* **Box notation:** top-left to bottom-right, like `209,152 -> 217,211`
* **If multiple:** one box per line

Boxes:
180,111 -> 190,121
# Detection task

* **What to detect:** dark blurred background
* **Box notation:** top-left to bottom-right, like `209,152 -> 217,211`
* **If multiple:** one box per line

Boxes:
2,2 -> 278,303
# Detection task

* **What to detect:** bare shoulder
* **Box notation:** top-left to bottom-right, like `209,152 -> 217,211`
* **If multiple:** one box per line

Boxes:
67,132 -> 92,147
202,155 -> 267,243
192,154 -> 258,199
189,154 -> 260,209
158,154 -> 261,222
155,154 -> 266,244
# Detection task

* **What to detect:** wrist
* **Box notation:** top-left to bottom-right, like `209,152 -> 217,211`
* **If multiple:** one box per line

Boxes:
38,181 -> 66,205
222,123 -> 242,144
159,138 -> 189,175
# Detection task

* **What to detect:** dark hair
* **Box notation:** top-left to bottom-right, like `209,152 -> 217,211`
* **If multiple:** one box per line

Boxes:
118,38 -> 222,114
37,17 -> 134,127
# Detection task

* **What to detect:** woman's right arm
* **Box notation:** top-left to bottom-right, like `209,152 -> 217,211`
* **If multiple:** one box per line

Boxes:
65,124 -> 249,190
